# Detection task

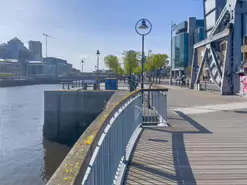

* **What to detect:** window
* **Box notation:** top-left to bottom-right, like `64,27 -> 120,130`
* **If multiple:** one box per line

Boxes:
172,33 -> 189,69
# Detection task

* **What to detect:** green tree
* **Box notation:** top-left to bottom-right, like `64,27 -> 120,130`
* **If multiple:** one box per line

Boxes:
104,55 -> 119,74
152,54 -> 169,83
122,50 -> 140,74
116,65 -> 124,76
134,65 -> 142,75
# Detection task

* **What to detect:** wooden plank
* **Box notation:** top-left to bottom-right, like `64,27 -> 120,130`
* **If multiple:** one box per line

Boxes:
123,110 -> 247,185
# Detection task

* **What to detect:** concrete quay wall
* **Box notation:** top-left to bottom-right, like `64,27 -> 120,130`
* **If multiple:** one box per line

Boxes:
43,89 -> 115,145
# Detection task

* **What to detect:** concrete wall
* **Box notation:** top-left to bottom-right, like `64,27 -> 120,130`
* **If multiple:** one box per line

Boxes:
43,90 -> 115,145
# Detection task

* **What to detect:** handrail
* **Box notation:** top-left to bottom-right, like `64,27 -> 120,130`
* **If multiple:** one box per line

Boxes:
46,88 -> 168,185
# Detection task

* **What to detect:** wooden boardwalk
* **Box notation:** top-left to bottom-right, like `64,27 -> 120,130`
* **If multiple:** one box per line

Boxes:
124,109 -> 247,185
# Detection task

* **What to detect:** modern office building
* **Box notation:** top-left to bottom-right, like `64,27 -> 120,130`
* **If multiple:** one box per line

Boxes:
28,41 -> 42,60
43,57 -> 72,76
171,17 -> 205,77
0,59 -> 23,76
7,37 -> 29,59
0,38 -> 73,77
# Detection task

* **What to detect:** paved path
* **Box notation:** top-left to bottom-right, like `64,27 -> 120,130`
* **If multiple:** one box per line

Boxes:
124,86 -> 247,185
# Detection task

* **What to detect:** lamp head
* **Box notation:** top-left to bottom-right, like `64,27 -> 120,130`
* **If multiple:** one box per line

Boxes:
96,50 -> 100,55
138,19 -> 149,30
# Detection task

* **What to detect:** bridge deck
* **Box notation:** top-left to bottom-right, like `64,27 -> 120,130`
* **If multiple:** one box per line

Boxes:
124,109 -> 247,185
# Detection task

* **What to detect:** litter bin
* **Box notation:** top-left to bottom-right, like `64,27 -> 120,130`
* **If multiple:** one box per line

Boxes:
105,78 -> 118,90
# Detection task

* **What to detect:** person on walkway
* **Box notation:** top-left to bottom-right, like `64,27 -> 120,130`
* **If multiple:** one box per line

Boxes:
181,75 -> 186,87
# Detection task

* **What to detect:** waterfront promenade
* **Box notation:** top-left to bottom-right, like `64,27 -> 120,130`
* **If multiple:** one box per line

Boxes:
124,84 -> 247,184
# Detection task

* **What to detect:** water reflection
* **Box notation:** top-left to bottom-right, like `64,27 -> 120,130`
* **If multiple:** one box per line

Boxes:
42,139 -> 70,183
0,85 -> 70,185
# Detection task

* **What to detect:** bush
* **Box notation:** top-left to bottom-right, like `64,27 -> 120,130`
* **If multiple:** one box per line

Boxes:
0,73 -> 16,77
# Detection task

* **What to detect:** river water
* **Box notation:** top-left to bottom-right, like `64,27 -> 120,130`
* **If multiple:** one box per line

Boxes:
0,85 -> 71,185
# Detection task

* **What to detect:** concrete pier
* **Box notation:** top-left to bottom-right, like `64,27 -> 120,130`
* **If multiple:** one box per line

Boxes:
43,89 -> 115,145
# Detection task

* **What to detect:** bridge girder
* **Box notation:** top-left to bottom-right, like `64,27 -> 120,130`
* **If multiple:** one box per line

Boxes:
190,0 -> 244,95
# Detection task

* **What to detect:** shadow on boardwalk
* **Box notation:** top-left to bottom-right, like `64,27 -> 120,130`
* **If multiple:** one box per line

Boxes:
124,111 -> 212,185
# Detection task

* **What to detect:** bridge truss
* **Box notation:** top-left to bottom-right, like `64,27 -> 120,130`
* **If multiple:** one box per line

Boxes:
190,0 -> 247,95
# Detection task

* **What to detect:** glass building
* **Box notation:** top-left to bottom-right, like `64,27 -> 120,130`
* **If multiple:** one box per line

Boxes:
194,27 -> 205,44
171,17 -> 205,76
172,33 -> 189,69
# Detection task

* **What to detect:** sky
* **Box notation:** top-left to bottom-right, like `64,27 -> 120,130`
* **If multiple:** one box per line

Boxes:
0,0 -> 203,72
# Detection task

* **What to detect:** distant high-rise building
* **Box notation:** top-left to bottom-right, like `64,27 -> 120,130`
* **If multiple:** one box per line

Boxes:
7,37 -> 27,59
171,17 -> 205,77
28,41 -> 42,59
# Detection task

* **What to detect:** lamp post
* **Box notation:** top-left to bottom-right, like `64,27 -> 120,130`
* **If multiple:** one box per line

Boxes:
169,21 -> 177,85
96,50 -> 100,87
81,60 -> 84,74
135,18 -> 152,90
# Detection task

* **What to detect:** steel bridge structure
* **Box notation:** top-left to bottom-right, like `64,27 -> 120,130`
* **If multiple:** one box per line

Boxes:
190,0 -> 247,95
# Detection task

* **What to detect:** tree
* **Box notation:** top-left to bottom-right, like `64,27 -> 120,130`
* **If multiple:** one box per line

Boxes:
134,65 -> 142,75
152,54 -> 169,83
122,50 -> 140,75
104,55 -> 119,74
116,65 -> 124,76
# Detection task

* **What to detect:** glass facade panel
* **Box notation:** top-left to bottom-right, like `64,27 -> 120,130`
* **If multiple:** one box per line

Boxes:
172,33 -> 189,69
194,27 -> 205,44
176,21 -> 187,33
196,20 -> 204,28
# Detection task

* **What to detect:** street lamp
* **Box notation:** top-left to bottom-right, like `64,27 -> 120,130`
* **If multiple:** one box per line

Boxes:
135,18 -> 152,89
169,22 -> 177,85
96,50 -> 100,73
96,50 -> 100,88
81,60 -> 84,74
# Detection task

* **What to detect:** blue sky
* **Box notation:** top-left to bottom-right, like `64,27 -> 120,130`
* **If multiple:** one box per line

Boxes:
0,0 -> 203,72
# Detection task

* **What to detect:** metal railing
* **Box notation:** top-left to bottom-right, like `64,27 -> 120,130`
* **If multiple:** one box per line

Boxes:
81,88 -> 168,185
61,80 -> 100,90
143,89 -> 168,126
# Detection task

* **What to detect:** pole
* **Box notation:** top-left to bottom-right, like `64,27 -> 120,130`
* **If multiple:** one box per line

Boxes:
169,21 -> 173,85
141,35 -> 144,89
97,54 -> 99,89
45,35 -> 47,57
97,55 -> 99,73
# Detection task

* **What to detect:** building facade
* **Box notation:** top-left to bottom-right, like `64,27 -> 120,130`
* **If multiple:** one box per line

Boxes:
0,59 -> 24,76
7,37 -> 28,59
28,41 -> 42,60
171,17 -> 205,77
0,38 -> 74,78
43,57 -> 72,76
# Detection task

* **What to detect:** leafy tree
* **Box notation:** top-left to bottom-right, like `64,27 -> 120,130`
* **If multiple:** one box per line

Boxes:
152,54 -> 169,83
116,65 -> 124,76
134,65 -> 142,75
144,61 -> 155,73
122,50 -> 140,74
153,54 -> 169,69
104,55 -> 119,74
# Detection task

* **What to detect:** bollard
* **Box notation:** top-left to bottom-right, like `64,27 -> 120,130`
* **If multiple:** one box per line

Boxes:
204,80 -> 206,91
